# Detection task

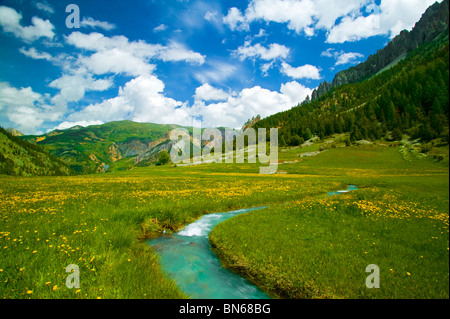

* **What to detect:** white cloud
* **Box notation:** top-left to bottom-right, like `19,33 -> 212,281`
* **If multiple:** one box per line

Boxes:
80,17 -> 117,31
260,61 -> 275,76
223,7 -> 249,31
205,11 -> 218,22
320,48 -> 335,58
66,74 -> 313,131
50,120 -> 105,132
19,47 -> 53,61
153,24 -> 168,32
65,32 -> 204,78
326,14 -> 382,43
281,62 -> 321,80
244,0 -> 317,35
204,9 -> 225,32
34,1 -> 55,15
79,49 -> 157,77
0,5 -> 55,42
194,84 -> 230,102
321,48 -> 364,66
0,82 -> 61,134
159,41 -> 205,65
222,0 -> 371,36
234,42 -> 290,61
378,0 -> 441,38
335,52 -> 364,66
67,75 -> 190,126
223,0 -> 441,43
49,73 -> 114,103
280,81 -> 314,104
326,0 -> 441,43
3,30 -> 206,133
192,81 -> 313,129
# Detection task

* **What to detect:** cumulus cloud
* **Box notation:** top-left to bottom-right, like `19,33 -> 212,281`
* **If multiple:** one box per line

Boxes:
321,48 -> 364,66
49,73 -> 114,103
223,0 -> 370,36
66,74 -> 313,131
192,81 -> 313,129
194,84 -> 230,102
223,7 -> 249,31
280,81 -> 314,104
65,32 -> 205,78
67,75 -> 190,126
234,42 -> 290,61
80,17 -> 117,31
0,5 -> 55,42
223,0 -> 442,43
326,0 -> 441,43
326,13 -> 382,43
0,82 -> 60,134
3,30 -> 208,133
159,41 -> 206,65
281,62 -> 321,80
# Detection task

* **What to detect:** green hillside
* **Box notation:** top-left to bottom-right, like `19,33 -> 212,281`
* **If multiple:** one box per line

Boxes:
0,127 -> 73,176
22,121 -> 181,174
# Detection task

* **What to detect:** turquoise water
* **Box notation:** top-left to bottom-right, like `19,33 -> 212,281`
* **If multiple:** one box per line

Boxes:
148,207 -> 270,299
149,186 -> 359,299
328,185 -> 359,197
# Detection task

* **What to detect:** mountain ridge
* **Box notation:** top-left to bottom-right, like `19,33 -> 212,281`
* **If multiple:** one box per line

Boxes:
310,0 -> 449,101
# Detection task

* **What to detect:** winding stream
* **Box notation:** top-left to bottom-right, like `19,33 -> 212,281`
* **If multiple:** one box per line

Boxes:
148,207 -> 270,299
148,185 -> 359,299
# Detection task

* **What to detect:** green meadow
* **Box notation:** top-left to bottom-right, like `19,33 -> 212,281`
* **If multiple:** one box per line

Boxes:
0,141 -> 448,299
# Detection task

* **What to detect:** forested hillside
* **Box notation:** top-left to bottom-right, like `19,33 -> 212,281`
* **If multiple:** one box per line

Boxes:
0,127 -> 73,176
255,37 -> 449,147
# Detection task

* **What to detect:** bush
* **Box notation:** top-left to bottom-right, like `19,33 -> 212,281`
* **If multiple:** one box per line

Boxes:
157,150 -> 171,165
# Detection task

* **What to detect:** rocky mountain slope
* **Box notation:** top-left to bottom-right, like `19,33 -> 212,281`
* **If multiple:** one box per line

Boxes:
310,0 -> 449,101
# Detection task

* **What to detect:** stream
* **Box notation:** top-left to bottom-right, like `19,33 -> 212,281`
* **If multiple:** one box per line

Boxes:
148,207 -> 270,299
148,185 -> 359,299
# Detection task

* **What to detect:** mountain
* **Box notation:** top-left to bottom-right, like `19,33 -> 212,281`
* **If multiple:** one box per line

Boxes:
242,115 -> 261,131
20,121 -> 184,174
310,0 -> 449,101
5,128 -> 24,137
255,18 -> 449,146
0,126 -> 73,176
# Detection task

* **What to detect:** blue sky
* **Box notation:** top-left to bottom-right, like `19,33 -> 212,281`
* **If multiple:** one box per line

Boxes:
0,0 -> 440,134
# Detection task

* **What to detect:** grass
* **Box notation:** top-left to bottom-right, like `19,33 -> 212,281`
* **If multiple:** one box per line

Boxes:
0,142 -> 448,299
210,144 -> 449,299
0,163 -> 337,299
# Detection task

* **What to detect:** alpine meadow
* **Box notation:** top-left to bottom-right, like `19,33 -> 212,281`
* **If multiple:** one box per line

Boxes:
0,0 -> 448,306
